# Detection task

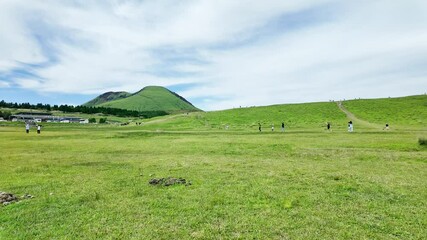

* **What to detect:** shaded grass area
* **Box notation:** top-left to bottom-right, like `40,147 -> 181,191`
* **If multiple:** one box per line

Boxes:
1,125 -> 426,239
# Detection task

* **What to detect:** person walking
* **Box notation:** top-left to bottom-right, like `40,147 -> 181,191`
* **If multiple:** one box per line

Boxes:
37,125 -> 41,134
348,121 -> 353,132
281,122 -> 285,132
271,124 -> 274,132
25,122 -> 30,134
258,123 -> 262,132
383,123 -> 389,130
327,122 -> 331,131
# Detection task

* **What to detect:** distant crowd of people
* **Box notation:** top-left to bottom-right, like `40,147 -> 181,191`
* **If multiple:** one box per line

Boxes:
24,120 -> 391,134
254,121 -> 390,132
258,122 -> 286,132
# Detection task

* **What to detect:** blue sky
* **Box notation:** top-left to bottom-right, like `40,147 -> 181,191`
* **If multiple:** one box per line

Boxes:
0,0 -> 426,110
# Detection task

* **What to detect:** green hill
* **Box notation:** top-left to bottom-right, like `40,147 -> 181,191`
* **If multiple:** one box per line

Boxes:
141,95 -> 427,131
142,101 -> 348,131
342,95 -> 427,127
83,91 -> 131,107
93,86 -> 200,113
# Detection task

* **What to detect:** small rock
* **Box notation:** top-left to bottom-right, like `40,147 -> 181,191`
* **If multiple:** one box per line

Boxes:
3,202 -> 11,206
0,192 -> 19,204
22,194 -> 34,199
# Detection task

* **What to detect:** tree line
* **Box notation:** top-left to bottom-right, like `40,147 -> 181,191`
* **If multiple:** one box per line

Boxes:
0,100 -> 168,118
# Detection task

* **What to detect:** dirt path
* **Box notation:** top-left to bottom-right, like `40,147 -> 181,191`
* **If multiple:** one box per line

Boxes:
337,102 -> 382,129
143,114 -> 184,125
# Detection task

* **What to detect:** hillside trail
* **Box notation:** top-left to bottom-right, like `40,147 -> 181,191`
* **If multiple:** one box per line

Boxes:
143,113 -> 183,125
337,101 -> 383,129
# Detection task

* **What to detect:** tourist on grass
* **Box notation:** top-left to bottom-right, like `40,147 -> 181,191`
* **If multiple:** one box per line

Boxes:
271,124 -> 274,132
327,122 -> 331,131
258,123 -> 261,132
281,122 -> 285,132
25,122 -> 30,134
348,121 -> 353,132
384,123 -> 389,130
37,125 -> 41,134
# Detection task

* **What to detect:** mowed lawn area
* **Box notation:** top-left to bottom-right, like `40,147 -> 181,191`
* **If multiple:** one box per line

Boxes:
1,124 -> 426,239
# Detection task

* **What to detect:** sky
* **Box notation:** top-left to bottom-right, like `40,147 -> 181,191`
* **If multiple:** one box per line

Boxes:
0,0 -> 426,111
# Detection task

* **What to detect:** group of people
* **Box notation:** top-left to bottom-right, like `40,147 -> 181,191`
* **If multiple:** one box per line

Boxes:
330,121 -> 390,132
257,121 -> 390,132
25,122 -> 42,134
24,120 -> 391,134
258,122 -> 286,132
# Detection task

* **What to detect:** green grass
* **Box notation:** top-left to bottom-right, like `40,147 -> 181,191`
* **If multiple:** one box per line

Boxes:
1,122 -> 426,239
138,101 -> 348,132
1,95 -> 426,239
97,86 -> 200,113
343,95 -> 427,128
83,91 -> 132,107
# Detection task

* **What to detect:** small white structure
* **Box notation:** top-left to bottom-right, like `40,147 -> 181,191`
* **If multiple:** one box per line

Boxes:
60,120 -> 70,123
0,117 -> 5,122
80,119 -> 89,124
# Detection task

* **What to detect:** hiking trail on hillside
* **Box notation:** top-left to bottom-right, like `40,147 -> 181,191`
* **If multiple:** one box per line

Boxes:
144,114 -> 183,125
337,102 -> 383,129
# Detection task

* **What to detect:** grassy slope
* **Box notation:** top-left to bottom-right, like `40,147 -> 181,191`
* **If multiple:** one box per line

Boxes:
98,86 -> 200,113
342,95 -> 427,128
140,101 -> 348,131
141,95 -> 427,132
0,125 -> 426,239
83,92 -> 131,107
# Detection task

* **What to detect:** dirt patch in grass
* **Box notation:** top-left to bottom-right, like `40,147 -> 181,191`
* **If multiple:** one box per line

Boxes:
1,192 -> 19,206
149,177 -> 191,186
1,192 -> 34,206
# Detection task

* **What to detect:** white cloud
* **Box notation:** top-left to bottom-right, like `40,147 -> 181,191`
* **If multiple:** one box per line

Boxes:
0,81 -> 10,88
0,0 -> 426,110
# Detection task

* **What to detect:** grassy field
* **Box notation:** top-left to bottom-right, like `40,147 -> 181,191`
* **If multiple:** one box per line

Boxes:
342,95 -> 427,129
1,96 -> 426,239
138,101 -> 348,132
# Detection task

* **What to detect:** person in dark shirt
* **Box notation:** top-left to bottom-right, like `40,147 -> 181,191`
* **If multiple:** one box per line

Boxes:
384,123 -> 389,130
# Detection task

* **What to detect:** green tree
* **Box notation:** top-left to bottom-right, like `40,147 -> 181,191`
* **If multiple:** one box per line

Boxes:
99,118 -> 107,124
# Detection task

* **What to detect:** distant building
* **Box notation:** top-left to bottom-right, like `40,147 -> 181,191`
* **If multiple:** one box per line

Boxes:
80,119 -> 89,124
11,114 -> 88,123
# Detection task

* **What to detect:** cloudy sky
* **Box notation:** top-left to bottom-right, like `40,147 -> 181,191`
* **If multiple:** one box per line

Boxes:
0,0 -> 426,110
